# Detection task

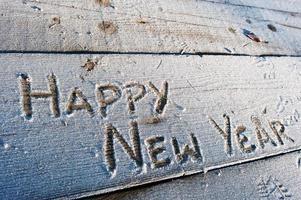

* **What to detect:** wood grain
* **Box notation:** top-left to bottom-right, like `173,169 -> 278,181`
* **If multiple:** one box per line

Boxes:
93,150 -> 301,200
0,0 -> 300,55
0,53 -> 301,199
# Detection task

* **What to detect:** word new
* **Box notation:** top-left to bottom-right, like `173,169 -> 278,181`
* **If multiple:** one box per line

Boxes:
103,121 -> 202,172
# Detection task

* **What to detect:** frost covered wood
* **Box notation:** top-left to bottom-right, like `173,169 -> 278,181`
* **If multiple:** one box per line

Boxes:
96,151 -> 301,200
0,53 -> 301,199
0,0 -> 300,55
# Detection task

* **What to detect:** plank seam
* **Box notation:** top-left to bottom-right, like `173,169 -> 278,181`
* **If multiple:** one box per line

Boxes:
0,50 -> 301,57
65,146 -> 301,200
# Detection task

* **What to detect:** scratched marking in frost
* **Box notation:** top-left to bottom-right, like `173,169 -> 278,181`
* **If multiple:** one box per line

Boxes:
208,114 -> 294,155
16,72 -> 203,175
257,176 -> 292,199
14,70 -> 298,176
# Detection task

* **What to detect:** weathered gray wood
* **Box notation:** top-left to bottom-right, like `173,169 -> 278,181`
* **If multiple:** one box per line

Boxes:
94,150 -> 301,200
0,0 -> 300,55
202,0 -> 301,13
0,53 -> 301,199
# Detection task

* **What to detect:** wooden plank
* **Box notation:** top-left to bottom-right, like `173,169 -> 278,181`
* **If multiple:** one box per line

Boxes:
94,150 -> 301,200
202,0 -> 301,13
0,0 -> 300,55
0,53 -> 301,199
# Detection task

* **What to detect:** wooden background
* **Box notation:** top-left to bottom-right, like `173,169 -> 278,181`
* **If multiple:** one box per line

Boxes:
0,0 -> 301,199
